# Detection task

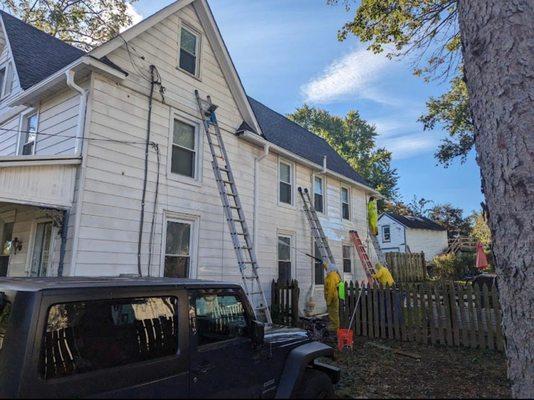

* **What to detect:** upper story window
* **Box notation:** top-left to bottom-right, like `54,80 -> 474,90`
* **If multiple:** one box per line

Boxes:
382,225 -> 391,243
179,26 -> 199,77
313,176 -> 324,213
20,112 -> 38,155
279,161 -> 293,205
341,187 -> 350,220
0,62 -> 13,98
171,118 -> 198,179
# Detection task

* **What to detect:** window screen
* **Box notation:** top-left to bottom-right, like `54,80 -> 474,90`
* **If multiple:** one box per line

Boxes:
40,297 -> 178,380
343,245 -> 352,273
279,162 -> 292,204
171,119 -> 196,177
179,27 -> 198,75
190,292 -> 248,347
165,220 -> 191,278
382,225 -> 391,242
278,236 -> 292,282
341,187 -> 350,220
314,177 -> 324,213
314,242 -> 324,285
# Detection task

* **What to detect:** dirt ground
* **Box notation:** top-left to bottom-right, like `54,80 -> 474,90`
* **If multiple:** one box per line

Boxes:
328,338 -> 511,399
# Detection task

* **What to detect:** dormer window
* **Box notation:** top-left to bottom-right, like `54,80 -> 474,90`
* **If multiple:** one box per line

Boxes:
179,26 -> 199,76
0,62 -> 13,98
20,112 -> 38,155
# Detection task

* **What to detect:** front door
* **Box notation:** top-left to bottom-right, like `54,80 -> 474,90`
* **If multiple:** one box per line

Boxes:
30,221 -> 53,276
188,289 -> 265,398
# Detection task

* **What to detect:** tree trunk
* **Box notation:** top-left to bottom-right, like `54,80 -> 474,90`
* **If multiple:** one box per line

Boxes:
457,1 -> 533,397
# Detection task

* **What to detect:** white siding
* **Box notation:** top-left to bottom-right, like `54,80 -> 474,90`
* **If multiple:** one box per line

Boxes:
378,214 -> 406,253
405,228 -> 448,260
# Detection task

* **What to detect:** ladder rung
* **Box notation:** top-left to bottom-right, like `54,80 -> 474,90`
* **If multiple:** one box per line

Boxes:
248,291 -> 263,296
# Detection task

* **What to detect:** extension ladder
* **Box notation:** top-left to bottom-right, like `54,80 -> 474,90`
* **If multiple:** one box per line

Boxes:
298,187 -> 337,269
370,232 -> 387,265
349,230 -> 376,283
195,90 -> 272,325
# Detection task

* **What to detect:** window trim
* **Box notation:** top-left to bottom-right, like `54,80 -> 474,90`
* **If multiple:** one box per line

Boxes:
342,244 -> 352,274
382,225 -> 391,243
312,174 -> 326,215
277,158 -> 295,207
167,110 -> 202,185
313,240 -> 325,287
341,185 -> 351,221
161,212 -> 199,279
277,230 -> 296,282
177,21 -> 202,79
26,218 -> 57,277
16,108 -> 40,156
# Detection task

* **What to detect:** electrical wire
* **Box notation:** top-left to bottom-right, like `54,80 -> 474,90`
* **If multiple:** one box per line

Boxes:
147,141 -> 161,276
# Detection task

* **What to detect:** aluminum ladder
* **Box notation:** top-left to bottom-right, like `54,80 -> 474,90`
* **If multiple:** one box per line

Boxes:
349,230 -> 376,283
298,187 -> 337,269
195,90 -> 272,325
370,232 -> 387,265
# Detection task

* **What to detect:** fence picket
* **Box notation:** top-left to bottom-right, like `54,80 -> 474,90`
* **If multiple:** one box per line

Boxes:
492,285 -> 504,351
373,285 -> 380,338
473,284 -> 486,349
483,284 -> 494,350
450,283 -> 460,346
466,284 -> 477,349
458,284 -> 469,348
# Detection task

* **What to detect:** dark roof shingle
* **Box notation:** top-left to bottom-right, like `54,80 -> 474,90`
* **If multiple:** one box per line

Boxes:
247,97 -> 371,187
0,11 -> 85,89
383,212 -> 446,231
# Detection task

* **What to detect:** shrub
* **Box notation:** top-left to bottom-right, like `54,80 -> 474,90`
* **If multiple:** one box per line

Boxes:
432,252 -> 478,280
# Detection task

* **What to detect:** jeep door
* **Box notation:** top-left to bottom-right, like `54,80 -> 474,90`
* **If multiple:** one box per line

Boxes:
21,287 -> 190,398
188,288 -> 268,398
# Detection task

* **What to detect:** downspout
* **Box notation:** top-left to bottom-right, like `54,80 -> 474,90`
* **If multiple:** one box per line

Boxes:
66,69 -> 89,276
253,142 -> 270,252
57,210 -> 69,277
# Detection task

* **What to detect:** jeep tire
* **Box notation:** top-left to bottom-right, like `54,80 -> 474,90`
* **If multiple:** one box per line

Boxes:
295,369 -> 335,399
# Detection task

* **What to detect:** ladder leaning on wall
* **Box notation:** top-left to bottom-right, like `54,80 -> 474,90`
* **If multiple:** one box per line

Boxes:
194,90 -> 272,325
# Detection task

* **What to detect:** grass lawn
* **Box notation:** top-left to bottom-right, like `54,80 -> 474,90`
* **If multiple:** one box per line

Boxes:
330,337 -> 510,398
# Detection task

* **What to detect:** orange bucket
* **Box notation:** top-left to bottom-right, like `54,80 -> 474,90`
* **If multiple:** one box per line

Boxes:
337,328 -> 354,351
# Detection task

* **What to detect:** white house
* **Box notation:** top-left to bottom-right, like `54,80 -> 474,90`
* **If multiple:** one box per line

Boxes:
377,212 -> 448,261
0,0 -> 382,314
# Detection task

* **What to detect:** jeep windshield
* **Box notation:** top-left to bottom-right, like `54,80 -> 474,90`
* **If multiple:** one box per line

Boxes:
0,292 -> 11,350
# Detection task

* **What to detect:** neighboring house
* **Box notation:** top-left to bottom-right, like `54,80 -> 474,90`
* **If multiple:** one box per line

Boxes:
0,0 -> 381,313
377,212 -> 448,260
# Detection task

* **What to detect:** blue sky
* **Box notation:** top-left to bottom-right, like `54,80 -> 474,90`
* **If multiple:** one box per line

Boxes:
133,0 -> 484,214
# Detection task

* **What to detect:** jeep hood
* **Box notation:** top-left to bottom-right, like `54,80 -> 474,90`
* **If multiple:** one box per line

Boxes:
264,325 -> 310,347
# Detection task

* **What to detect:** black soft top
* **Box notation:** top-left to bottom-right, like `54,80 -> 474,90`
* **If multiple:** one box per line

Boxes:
0,277 -> 241,292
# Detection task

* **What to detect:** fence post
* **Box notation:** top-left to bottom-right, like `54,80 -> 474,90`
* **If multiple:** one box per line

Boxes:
291,280 -> 299,327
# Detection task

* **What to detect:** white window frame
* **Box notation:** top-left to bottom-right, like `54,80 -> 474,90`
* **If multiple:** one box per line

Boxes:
277,230 -> 296,282
167,110 -> 203,186
341,186 -> 351,221
177,21 -> 202,79
26,218 -> 57,277
312,174 -> 326,215
342,244 -> 353,275
161,212 -> 199,279
0,62 -> 13,99
382,225 -> 391,243
278,158 -> 295,207
16,108 -> 39,156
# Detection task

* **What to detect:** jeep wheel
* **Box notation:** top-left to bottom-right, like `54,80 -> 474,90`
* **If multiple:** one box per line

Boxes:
295,369 -> 335,399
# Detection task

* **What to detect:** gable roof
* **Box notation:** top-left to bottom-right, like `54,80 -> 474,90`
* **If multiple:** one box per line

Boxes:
0,11 -> 85,90
247,97 -> 370,187
381,212 -> 446,231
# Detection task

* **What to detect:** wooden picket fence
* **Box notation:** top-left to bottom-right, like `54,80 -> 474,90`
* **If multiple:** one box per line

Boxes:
386,252 -> 426,282
340,281 -> 504,351
271,279 -> 300,326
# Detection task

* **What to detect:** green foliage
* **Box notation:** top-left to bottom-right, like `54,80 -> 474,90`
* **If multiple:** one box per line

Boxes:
288,105 -> 399,200
432,252 -> 475,280
428,203 -> 471,237
469,211 -> 492,246
328,0 -> 476,166
1,0 -> 138,50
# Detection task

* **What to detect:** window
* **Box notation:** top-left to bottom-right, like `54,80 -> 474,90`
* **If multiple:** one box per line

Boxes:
277,236 -> 292,282
279,161 -> 292,204
314,176 -> 324,213
20,112 -> 38,155
343,245 -> 352,273
341,187 -> 350,220
0,68 -> 4,98
179,26 -> 199,76
314,242 -> 324,285
382,225 -> 391,243
171,119 -> 197,178
0,63 -> 13,98
190,291 -> 248,347
40,297 -> 178,379
164,220 -> 192,278
1,222 -> 13,257
29,221 -> 53,277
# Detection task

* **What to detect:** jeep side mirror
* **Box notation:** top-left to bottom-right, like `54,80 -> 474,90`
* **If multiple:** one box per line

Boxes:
251,320 -> 264,346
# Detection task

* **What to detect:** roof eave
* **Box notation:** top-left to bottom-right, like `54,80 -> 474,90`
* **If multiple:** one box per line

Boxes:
8,56 -> 127,106
240,130 -> 381,196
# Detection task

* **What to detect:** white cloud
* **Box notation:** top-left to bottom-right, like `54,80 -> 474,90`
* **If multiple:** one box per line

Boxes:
378,134 -> 438,160
121,3 -> 143,32
301,48 -> 392,104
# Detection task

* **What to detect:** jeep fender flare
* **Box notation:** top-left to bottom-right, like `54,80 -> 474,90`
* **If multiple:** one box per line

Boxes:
275,341 -> 336,398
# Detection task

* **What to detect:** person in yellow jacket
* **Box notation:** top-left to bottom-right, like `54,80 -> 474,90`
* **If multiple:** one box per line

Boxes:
323,263 -> 341,332
368,197 -> 378,236
372,263 -> 395,286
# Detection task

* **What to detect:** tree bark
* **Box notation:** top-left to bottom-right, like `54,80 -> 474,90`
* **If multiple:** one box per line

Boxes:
457,1 -> 533,397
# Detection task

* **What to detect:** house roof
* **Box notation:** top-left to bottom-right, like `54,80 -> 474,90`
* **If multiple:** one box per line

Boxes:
0,5 -> 373,190
247,97 -> 370,187
381,212 -> 446,231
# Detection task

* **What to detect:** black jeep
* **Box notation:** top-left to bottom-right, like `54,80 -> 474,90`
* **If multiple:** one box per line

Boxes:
0,277 -> 339,398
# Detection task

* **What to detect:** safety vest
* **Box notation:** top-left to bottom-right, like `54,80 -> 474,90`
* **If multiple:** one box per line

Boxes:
337,281 -> 346,301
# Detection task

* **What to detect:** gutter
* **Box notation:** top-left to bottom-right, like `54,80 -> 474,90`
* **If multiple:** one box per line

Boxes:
240,130 -> 382,197
0,155 -> 81,167
253,142 -> 270,252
